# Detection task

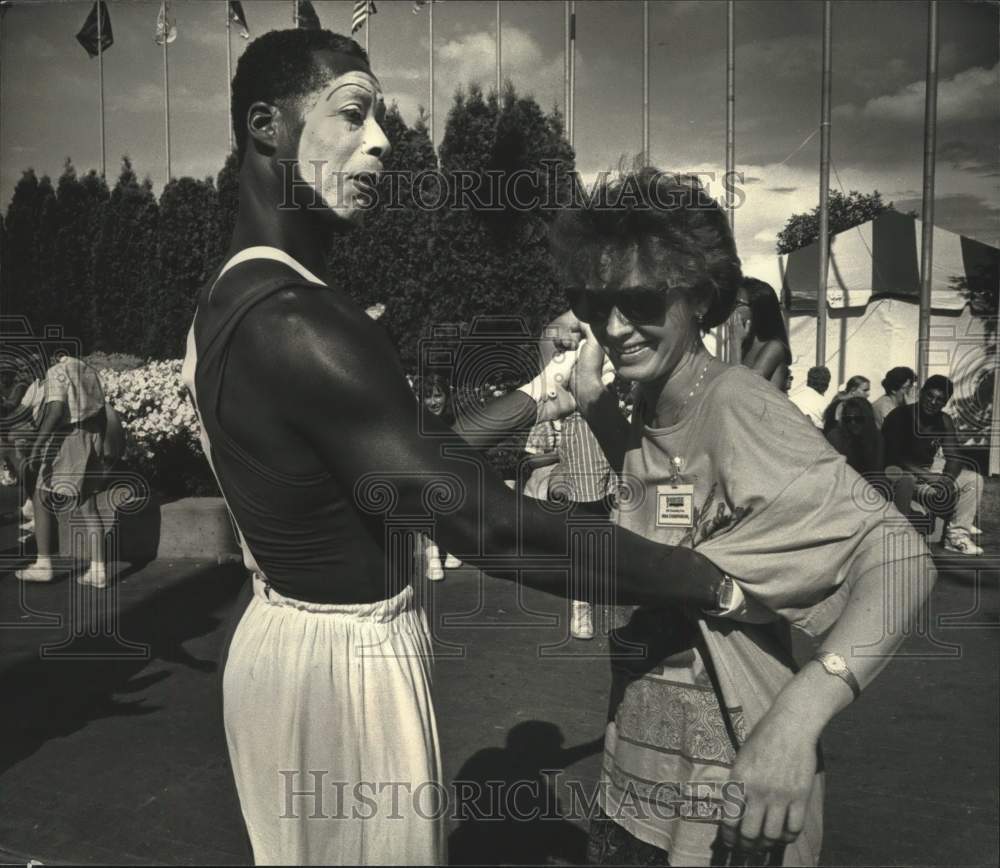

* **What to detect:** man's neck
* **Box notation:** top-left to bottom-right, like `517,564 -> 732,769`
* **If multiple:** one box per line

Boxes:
229,165 -> 339,283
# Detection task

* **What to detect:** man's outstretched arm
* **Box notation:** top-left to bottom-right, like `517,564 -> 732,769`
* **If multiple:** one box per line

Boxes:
234,287 -> 727,609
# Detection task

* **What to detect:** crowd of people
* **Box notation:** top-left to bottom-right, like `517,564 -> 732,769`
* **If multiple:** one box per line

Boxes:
5,24 -> 984,868
787,362 -> 985,556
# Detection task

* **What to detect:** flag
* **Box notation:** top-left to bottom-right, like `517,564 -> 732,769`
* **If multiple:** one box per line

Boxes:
296,0 -> 321,30
352,0 -> 377,34
154,1 -> 177,46
412,0 -> 441,12
76,1 -> 113,58
229,1 -> 250,39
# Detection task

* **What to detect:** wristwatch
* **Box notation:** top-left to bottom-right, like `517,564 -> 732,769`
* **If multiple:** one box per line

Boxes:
812,651 -> 862,700
704,574 -> 735,616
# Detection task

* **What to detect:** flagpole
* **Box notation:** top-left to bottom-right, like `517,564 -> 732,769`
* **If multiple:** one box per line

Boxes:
226,2 -> 233,152
726,1 -> 735,228
569,1 -> 576,149
365,4 -> 370,54
642,0 -> 648,162
496,0 -> 501,96
723,0 -> 736,363
163,4 -> 172,181
0,2 -> 6,192
97,1 -> 106,178
816,0 -> 832,366
293,0 -> 297,27
563,1 -> 570,127
429,1 -> 435,162
918,0 -> 938,385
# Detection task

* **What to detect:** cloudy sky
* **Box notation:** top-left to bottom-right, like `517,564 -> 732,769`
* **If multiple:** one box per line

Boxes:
1,0 -> 997,284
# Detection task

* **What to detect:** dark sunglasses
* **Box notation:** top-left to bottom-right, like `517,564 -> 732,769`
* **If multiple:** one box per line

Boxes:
566,287 -> 672,325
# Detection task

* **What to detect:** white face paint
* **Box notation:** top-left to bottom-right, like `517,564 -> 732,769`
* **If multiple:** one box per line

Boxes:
295,69 -> 389,219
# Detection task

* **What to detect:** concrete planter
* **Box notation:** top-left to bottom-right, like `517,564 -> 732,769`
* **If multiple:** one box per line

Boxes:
57,493 -> 240,564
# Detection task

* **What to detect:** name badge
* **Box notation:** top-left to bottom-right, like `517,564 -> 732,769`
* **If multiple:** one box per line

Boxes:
656,483 -> 695,528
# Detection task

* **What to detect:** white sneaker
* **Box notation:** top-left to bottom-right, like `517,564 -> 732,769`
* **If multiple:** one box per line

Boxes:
570,601 -> 594,640
968,525 -> 983,536
943,533 -> 983,556
21,499 -> 34,521
77,564 -> 108,589
15,560 -> 56,582
444,554 -> 462,569
425,542 -> 445,581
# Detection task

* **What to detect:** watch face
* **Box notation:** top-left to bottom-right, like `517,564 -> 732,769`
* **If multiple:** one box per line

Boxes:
825,654 -> 847,673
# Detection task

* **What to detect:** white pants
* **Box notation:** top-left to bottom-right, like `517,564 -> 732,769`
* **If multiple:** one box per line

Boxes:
930,455 -> 983,536
223,575 -> 445,865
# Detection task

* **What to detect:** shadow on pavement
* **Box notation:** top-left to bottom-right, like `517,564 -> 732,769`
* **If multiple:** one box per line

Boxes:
0,562 -> 246,775
448,720 -> 603,866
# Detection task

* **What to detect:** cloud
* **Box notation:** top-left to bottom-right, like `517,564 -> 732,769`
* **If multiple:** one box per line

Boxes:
938,139 -> 997,175
893,193 -> 1000,245
435,25 -> 564,105
834,63 -> 998,124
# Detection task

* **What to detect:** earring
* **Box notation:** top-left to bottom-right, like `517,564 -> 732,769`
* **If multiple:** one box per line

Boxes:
696,313 -> 704,324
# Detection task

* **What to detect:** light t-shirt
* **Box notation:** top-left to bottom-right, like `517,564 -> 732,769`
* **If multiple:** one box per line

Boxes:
600,366 -> 930,866
788,385 -> 829,428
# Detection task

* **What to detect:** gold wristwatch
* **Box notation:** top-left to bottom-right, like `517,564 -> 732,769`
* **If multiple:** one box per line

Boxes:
812,651 -> 861,700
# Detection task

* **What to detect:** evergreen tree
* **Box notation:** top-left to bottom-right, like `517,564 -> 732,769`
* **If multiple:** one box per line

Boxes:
52,160 -> 109,347
146,176 -> 219,357
212,150 -> 241,273
3,170 -> 57,332
93,158 -> 159,353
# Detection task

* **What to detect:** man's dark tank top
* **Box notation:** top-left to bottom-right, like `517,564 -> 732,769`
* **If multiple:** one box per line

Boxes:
182,247 -> 410,604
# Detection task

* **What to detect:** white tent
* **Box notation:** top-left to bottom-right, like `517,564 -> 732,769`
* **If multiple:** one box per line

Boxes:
779,210 -> 997,446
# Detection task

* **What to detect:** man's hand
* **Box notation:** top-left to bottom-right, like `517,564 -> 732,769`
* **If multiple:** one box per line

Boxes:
721,705 -> 819,854
570,323 -> 609,407
539,309 -> 584,367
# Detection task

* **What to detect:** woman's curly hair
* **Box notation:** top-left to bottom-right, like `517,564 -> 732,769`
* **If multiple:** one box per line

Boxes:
549,167 -> 742,330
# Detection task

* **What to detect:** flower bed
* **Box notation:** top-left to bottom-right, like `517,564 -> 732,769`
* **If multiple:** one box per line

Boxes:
97,359 -> 219,499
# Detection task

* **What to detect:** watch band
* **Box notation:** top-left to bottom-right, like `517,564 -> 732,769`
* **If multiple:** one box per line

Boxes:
812,651 -> 862,700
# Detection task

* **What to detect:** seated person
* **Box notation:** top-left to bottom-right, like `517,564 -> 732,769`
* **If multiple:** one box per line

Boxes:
872,366 -> 916,429
882,375 -> 984,555
825,397 -> 884,481
822,375 -> 871,434
789,365 -> 832,428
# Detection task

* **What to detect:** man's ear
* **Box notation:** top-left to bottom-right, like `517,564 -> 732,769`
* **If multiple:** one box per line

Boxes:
246,101 -> 280,153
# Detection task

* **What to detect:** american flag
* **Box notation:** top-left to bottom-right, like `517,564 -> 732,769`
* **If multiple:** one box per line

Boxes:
412,0 -> 442,12
351,0 -> 376,34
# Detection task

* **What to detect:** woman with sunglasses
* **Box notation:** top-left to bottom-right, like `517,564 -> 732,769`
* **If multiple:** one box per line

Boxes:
551,168 -> 934,866
735,277 -> 792,389
822,375 -> 872,434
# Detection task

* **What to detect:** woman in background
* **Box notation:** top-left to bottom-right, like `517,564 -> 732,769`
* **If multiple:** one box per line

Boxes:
736,277 -> 792,389
416,373 -> 462,579
823,375 -> 872,434
825,396 -> 884,481
15,355 -> 114,588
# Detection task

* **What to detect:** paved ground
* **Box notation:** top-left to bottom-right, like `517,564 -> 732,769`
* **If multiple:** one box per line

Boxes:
0,509 -> 997,866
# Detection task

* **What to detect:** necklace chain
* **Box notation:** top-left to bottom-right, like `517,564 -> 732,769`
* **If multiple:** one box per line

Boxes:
677,358 -> 713,416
